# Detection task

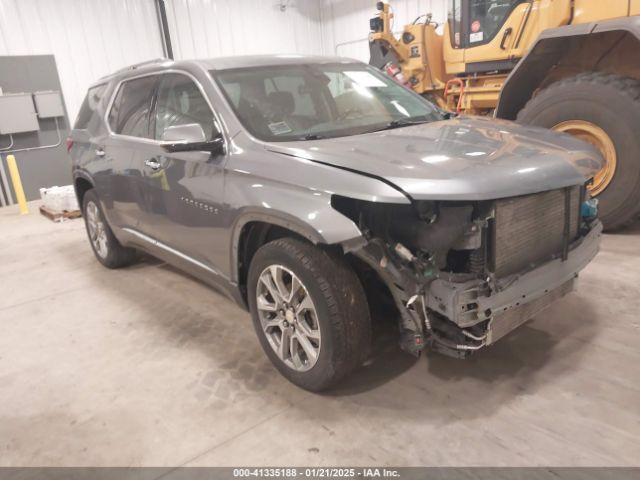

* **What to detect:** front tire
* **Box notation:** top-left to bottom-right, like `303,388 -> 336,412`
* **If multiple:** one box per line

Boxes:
247,238 -> 371,392
82,189 -> 137,269
517,73 -> 640,230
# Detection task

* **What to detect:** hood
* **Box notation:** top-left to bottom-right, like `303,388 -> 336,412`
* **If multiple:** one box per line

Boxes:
266,117 -> 603,201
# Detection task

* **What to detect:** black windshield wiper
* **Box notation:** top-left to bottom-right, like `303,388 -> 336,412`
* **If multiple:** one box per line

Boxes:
440,110 -> 458,120
367,118 -> 432,133
299,134 -> 326,141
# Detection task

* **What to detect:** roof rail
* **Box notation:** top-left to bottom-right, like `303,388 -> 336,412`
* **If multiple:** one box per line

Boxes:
96,58 -> 170,82
113,58 -> 170,74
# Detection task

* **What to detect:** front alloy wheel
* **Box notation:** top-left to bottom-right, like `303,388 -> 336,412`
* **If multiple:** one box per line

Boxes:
256,265 -> 321,372
247,238 -> 371,391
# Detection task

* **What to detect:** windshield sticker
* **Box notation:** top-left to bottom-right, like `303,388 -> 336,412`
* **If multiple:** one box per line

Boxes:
344,71 -> 387,88
268,121 -> 293,135
470,31 -> 484,43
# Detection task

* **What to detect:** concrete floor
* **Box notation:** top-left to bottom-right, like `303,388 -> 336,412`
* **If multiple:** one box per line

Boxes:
0,201 -> 639,467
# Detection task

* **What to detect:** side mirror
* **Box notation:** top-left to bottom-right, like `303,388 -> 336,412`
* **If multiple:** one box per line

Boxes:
161,123 -> 224,154
162,123 -> 206,143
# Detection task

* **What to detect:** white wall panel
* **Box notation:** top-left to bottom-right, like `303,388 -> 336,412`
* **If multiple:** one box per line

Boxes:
321,0 -> 448,61
0,0 -> 163,122
0,0 -> 446,121
165,0 -> 324,59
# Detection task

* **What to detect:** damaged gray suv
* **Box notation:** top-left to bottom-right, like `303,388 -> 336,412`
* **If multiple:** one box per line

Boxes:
70,55 -> 603,391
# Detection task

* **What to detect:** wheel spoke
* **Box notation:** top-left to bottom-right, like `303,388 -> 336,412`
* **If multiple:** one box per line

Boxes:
296,317 -> 320,341
260,271 -> 283,307
262,317 -> 280,331
287,275 -> 302,303
295,293 -> 314,315
278,328 -> 291,361
295,331 -> 318,363
269,266 -> 289,301
257,294 -> 277,312
290,334 -> 303,369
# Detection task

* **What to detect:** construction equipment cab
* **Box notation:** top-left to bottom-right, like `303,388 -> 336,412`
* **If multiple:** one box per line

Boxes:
369,0 -> 640,231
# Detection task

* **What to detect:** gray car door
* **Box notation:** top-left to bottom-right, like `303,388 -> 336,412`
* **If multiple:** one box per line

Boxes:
140,72 -> 228,274
103,74 -> 158,231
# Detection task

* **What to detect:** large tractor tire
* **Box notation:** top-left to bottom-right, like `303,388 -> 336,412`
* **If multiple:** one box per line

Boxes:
517,73 -> 640,231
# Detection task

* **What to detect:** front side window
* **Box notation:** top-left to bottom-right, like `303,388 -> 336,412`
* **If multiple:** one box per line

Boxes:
107,76 -> 157,138
213,63 -> 441,142
153,73 -> 218,141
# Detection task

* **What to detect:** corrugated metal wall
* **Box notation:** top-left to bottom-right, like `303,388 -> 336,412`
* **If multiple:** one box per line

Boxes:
163,0 -> 324,59
321,0 -> 448,61
0,0 -> 163,122
0,0 -> 448,122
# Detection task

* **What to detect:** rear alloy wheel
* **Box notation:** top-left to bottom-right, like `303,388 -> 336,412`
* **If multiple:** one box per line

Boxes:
248,238 -> 371,391
517,72 -> 640,230
82,189 -> 138,269
85,201 -> 109,259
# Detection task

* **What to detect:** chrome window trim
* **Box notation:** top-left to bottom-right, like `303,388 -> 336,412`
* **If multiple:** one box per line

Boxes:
122,227 -> 230,281
103,69 -> 229,152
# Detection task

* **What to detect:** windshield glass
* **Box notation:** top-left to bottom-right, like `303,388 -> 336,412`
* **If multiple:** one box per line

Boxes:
211,62 -> 442,142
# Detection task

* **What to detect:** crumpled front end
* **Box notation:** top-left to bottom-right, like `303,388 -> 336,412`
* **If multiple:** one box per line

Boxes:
336,184 -> 602,358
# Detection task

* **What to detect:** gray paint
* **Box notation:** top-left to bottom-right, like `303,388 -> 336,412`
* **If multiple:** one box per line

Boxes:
268,116 -> 602,201
0,55 -> 71,202
70,55 -> 602,306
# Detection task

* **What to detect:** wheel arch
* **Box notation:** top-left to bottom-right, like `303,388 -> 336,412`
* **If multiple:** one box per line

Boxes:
73,174 -> 94,212
496,17 -> 640,120
230,209 -> 363,306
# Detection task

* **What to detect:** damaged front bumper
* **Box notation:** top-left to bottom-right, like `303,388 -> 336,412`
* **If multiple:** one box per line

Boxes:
426,220 -> 602,350
350,219 -> 602,358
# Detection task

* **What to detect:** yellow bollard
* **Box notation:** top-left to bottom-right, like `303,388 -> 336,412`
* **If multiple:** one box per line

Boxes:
5,154 -> 29,215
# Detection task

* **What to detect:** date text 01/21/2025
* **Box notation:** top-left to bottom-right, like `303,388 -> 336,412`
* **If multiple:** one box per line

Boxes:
232,467 -> 401,478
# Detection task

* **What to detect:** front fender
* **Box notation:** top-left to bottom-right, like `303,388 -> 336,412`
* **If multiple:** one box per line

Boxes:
227,197 -> 363,284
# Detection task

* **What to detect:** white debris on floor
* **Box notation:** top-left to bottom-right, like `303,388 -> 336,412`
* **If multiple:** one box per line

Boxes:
39,185 -> 79,212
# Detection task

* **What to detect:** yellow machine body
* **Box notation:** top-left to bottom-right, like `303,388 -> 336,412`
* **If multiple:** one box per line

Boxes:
369,0 -> 640,229
370,0 -> 640,114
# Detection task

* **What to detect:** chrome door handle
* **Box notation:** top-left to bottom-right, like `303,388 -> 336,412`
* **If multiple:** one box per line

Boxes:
145,158 -> 161,170
95,148 -> 105,157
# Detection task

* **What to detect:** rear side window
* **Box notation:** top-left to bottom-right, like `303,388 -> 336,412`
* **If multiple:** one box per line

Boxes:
107,76 -> 157,138
74,84 -> 107,130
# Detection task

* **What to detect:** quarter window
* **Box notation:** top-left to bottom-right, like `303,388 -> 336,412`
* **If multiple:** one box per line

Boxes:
153,74 -> 218,141
107,76 -> 157,138
75,84 -> 107,130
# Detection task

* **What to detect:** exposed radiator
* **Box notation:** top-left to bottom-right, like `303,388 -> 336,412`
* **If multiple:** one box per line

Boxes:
487,279 -> 575,345
491,187 -> 581,278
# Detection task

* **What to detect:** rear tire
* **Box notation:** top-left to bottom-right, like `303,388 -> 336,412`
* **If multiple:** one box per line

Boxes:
247,238 -> 371,392
82,189 -> 137,269
517,72 -> 640,230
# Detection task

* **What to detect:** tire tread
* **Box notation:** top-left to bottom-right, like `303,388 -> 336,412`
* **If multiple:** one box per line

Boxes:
248,238 -> 371,391
517,72 -> 640,230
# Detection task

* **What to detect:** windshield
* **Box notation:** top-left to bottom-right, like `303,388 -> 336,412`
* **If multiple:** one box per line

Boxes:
211,62 -> 443,142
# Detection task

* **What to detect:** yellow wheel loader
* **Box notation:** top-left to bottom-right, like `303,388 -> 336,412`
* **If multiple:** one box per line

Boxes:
369,0 -> 640,230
